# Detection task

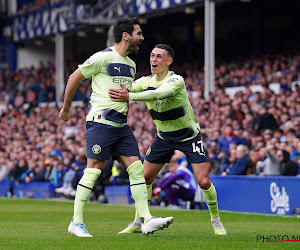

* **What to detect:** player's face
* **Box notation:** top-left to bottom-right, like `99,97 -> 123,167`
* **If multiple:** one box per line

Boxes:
150,48 -> 172,74
128,24 -> 144,55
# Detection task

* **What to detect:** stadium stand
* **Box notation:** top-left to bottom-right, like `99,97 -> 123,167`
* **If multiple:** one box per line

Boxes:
0,53 -> 299,200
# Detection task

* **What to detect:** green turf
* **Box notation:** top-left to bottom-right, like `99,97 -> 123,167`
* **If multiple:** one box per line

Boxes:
0,198 -> 299,249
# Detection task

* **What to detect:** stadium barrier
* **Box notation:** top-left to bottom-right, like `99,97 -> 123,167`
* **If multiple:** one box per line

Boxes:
104,185 -> 134,205
0,179 -> 55,199
0,178 -> 10,197
1,176 -> 299,215
13,182 -> 55,199
210,176 -> 300,215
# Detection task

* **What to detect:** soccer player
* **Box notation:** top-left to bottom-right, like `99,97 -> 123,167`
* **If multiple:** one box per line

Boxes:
109,44 -> 227,235
59,19 -> 173,237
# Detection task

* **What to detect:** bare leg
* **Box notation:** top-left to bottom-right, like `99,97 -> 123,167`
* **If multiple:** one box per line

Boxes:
192,162 -> 219,220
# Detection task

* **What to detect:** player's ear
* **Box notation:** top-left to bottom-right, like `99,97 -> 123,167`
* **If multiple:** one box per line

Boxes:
122,32 -> 130,41
167,57 -> 173,66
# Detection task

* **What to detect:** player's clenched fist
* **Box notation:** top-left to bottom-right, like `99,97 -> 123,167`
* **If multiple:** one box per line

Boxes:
59,108 -> 70,121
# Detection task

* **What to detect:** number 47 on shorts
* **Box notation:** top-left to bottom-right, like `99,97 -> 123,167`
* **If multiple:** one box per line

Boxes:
192,140 -> 206,156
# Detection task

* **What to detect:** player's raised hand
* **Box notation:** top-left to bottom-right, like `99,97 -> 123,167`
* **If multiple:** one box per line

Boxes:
109,83 -> 129,102
59,107 -> 70,121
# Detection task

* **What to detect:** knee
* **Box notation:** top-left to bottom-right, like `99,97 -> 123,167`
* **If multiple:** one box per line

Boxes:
145,174 -> 154,185
87,158 -> 104,169
199,177 -> 211,190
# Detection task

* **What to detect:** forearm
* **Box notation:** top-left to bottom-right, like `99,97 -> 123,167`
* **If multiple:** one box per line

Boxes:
267,150 -> 278,163
129,86 -> 174,101
63,69 -> 84,110
62,78 -> 79,110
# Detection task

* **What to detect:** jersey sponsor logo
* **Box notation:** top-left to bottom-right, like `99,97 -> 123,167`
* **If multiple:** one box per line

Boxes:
112,77 -> 133,86
114,66 -> 121,72
92,144 -> 101,154
270,182 -> 290,215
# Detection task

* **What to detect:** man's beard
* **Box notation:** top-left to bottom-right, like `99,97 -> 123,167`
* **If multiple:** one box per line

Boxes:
128,40 -> 139,55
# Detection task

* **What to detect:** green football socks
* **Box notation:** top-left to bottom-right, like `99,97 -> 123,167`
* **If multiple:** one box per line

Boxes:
73,168 -> 101,225
202,183 -> 219,220
127,161 -> 152,222
134,183 -> 152,220
147,184 -> 153,201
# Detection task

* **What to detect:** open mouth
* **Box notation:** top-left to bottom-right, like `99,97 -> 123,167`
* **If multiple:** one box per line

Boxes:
152,64 -> 158,68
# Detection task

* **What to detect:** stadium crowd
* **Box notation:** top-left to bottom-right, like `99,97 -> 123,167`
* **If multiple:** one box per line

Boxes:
0,52 -> 299,201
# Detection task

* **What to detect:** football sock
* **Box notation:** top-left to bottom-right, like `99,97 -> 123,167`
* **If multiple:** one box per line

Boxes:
147,184 -> 153,201
127,161 -> 152,223
134,184 -> 152,221
202,183 -> 219,220
73,168 -> 101,225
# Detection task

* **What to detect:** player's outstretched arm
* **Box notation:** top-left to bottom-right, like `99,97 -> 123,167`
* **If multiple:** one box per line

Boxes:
110,84 -> 175,102
129,84 -> 175,101
59,69 -> 85,121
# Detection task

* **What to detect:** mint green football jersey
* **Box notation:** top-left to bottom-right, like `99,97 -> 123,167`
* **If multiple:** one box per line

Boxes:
130,71 -> 200,142
79,47 -> 136,127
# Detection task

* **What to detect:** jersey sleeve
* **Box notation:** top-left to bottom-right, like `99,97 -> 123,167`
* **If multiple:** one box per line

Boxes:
130,76 -> 146,93
78,52 -> 104,79
129,75 -> 184,101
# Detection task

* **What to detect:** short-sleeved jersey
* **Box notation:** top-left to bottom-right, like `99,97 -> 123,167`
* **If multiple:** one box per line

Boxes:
131,71 -> 200,142
79,47 -> 136,127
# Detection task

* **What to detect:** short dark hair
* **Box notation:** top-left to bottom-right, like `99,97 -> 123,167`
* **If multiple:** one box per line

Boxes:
154,44 -> 174,58
113,17 -> 140,43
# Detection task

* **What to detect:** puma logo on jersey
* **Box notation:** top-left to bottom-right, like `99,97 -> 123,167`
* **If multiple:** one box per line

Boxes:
114,67 -> 121,72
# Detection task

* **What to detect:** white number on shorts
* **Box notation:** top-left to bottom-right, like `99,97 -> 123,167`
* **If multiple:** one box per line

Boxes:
192,140 -> 205,156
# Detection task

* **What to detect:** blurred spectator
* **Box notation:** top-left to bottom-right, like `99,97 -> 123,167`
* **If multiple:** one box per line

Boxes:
221,145 -> 252,176
9,159 -> 28,183
276,149 -> 298,176
207,142 -> 221,175
0,95 -> 8,116
217,125 -> 247,155
290,139 -> 300,161
93,158 -> 113,203
0,159 -> 10,181
256,145 -> 280,176
153,158 -> 197,209
251,106 -> 278,134
55,167 -> 76,196
229,101 -> 245,127
24,160 -> 48,182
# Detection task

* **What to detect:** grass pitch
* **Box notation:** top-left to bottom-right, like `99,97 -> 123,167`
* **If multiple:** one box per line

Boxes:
0,198 -> 299,249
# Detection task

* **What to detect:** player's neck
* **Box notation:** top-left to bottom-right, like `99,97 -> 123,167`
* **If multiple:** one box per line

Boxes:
114,43 -> 129,57
155,70 -> 169,82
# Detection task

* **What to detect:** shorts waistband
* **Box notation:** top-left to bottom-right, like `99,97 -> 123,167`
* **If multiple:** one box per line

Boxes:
89,114 -> 127,127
